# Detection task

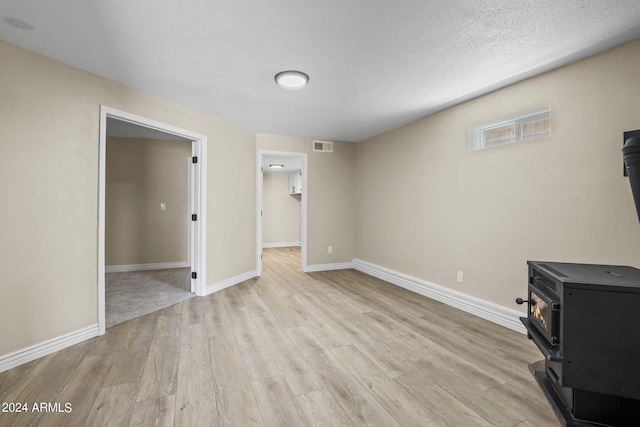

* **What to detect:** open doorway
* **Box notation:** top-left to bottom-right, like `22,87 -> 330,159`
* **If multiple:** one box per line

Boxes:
104,120 -> 192,328
98,106 -> 207,335
257,150 -> 307,274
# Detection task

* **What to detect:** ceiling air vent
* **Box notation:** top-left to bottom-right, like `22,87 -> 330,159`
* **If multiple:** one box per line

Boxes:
313,140 -> 333,153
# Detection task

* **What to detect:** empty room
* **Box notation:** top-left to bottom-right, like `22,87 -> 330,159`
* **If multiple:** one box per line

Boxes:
2,2 -> 640,426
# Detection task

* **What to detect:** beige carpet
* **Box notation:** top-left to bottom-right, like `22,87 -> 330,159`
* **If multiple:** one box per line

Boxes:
106,268 -> 194,328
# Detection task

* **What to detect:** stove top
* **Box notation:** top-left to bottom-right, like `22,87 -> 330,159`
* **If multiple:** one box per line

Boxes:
528,261 -> 640,289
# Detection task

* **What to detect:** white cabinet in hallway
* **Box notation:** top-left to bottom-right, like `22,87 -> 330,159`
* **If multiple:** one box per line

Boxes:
288,170 -> 302,195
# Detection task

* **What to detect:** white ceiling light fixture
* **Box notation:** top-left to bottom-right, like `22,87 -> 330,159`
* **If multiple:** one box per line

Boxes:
269,164 -> 284,169
275,70 -> 309,89
4,17 -> 35,31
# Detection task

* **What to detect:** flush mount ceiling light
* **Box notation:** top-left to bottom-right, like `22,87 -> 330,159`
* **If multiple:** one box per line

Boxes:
269,164 -> 284,169
274,70 -> 309,89
4,17 -> 35,31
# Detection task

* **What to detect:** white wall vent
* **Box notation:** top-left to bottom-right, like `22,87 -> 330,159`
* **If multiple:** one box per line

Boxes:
313,140 -> 333,153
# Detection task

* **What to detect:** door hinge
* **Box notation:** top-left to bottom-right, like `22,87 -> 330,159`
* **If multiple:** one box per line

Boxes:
192,156 -> 198,164
191,272 -> 197,279
191,214 -> 197,221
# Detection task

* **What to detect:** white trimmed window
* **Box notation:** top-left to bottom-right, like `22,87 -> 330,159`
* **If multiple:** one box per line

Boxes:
469,108 -> 550,150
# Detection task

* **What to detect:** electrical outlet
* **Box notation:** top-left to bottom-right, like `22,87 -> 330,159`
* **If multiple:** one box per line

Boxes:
457,271 -> 464,283
328,246 -> 333,254
160,202 -> 167,211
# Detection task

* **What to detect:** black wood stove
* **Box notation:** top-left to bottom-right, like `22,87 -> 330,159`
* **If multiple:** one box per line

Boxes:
518,261 -> 640,426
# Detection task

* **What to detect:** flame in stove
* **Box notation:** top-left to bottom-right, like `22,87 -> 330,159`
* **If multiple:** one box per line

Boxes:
532,305 -> 547,330
530,293 -> 548,332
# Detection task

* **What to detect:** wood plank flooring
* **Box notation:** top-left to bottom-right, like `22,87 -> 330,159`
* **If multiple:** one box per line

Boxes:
0,247 -> 557,426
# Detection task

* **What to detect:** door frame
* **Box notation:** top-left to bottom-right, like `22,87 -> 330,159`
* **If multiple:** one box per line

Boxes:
257,150 -> 308,275
98,106 -> 208,335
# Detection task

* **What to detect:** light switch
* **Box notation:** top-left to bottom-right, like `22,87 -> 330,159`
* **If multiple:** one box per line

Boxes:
160,203 -> 167,211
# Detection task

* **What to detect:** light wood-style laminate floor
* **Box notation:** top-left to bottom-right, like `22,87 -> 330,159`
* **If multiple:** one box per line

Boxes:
0,247 -> 557,426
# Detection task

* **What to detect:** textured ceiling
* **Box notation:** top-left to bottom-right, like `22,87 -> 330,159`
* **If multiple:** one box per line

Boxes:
3,1 -> 640,142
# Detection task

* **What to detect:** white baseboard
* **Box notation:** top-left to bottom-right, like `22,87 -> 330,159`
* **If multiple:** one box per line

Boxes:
262,242 -> 302,248
206,270 -> 258,295
353,259 -> 526,334
105,262 -> 190,273
0,324 -> 100,373
305,262 -> 355,272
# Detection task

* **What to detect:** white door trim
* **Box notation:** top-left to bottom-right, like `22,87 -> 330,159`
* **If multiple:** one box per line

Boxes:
98,106 -> 208,335
188,157 -> 195,293
257,150 -> 308,275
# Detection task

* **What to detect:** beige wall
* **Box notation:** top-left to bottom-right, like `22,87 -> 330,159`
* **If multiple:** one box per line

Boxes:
106,137 -> 191,266
0,40 -> 256,357
263,172 -> 301,245
257,134 -> 356,265
355,39 -> 640,310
